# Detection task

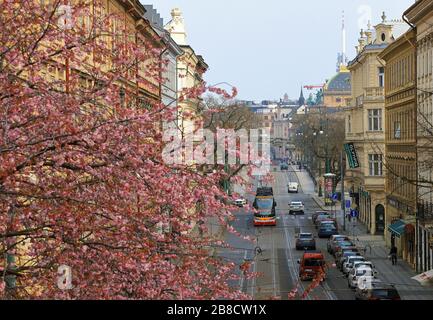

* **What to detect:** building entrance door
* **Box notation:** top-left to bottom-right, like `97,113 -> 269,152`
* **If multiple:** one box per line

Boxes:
375,204 -> 385,235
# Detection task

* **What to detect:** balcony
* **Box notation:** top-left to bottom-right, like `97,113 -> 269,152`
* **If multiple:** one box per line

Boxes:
354,87 -> 385,107
364,87 -> 385,101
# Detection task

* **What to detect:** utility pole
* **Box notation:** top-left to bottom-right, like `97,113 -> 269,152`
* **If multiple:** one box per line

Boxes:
341,150 -> 346,232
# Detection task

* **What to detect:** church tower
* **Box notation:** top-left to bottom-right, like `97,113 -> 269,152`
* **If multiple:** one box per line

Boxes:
298,87 -> 305,106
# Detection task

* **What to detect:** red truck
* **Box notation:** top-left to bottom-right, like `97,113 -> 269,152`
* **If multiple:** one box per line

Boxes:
298,251 -> 327,281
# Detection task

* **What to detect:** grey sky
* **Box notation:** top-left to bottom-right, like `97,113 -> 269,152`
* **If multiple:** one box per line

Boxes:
148,0 -> 414,102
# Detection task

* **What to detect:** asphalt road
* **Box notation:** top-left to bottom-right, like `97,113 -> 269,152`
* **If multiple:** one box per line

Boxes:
218,165 -> 356,300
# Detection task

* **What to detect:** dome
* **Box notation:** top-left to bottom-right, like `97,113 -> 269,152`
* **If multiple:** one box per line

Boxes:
325,70 -> 351,93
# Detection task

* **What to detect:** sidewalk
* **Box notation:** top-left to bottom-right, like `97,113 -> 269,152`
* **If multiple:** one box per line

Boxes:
294,167 -> 433,300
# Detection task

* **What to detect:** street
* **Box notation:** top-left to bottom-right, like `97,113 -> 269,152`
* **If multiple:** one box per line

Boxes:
219,166 -> 354,300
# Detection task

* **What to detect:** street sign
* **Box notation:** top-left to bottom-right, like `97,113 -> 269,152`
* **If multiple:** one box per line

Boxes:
350,209 -> 359,218
332,193 -> 338,201
345,200 -> 351,209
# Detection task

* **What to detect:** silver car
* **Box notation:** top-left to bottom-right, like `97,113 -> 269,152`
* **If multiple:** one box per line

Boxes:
342,256 -> 366,275
289,201 -> 304,215
347,267 -> 376,289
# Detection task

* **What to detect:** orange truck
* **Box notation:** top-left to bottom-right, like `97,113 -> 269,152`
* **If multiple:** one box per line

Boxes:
297,251 -> 327,281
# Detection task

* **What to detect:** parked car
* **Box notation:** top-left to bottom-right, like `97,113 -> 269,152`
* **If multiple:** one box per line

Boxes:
280,163 -> 289,171
327,235 -> 351,254
312,211 -> 329,224
318,220 -> 338,231
342,256 -> 366,275
333,243 -> 356,258
318,224 -> 339,238
352,261 -> 377,275
315,215 -> 335,229
297,251 -> 327,281
337,251 -> 362,270
289,201 -> 304,215
288,182 -> 299,193
355,281 -> 401,300
296,233 -> 316,250
348,267 -> 376,289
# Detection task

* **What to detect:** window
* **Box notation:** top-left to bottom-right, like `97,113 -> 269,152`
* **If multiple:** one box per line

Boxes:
394,121 -> 401,139
379,67 -> 385,87
347,115 -> 352,133
336,97 -> 342,103
381,33 -> 386,42
369,154 -> 383,176
368,109 -> 382,131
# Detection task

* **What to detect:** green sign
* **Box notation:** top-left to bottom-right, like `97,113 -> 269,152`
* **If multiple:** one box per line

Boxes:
344,143 -> 360,169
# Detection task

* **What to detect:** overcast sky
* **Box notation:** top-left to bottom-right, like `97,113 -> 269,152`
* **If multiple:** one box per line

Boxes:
147,0 -> 414,102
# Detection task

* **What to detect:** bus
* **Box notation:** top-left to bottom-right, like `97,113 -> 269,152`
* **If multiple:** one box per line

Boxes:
253,187 -> 277,226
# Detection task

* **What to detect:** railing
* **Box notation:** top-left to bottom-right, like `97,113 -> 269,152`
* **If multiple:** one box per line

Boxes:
364,87 -> 385,101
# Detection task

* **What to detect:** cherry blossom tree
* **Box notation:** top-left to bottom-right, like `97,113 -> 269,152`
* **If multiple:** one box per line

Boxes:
0,0 -> 247,299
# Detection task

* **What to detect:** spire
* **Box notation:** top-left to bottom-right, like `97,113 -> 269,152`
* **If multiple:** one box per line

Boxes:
298,87 -> 305,106
337,10 -> 348,72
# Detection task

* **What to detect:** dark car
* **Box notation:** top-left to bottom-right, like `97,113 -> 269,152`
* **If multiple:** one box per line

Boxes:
318,224 -> 339,238
318,220 -> 338,231
312,211 -> 329,224
327,235 -> 351,254
355,281 -> 401,300
335,246 -> 359,263
315,215 -> 335,229
333,241 -> 355,257
280,163 -> 289,170
296,233 -> 316,250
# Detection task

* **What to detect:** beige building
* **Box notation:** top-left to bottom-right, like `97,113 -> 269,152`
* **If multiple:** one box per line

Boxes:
379,29 -> 417,268
165,8 -> 208,139
405,0 -> 433,272
345,14 -> 408,235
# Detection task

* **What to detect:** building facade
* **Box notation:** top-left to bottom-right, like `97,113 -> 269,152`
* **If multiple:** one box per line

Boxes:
345,14 -> 408,235
405,0 -> 433,272
379,29 -> 417,268
165,8 -> 208,138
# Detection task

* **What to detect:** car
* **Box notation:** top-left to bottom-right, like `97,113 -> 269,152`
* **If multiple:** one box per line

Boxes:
288,182 -> 299,193
335,246 -> 359,265
342,256 -> 366,275
337,251 -> 362,270
318,220 -> 338,231
352,261 -> 377,275
234,198 -> 247,207
312,211 -> 330,224
289,201 -> 304,215
296,233 -> 316,250
297,251 -> 327,281
355,281 -> 401,300
333,242 -> 355,258
348,267 -> 376,289
318,224 -> 339,238
327,235 -> 351,254
280,163 -> 289,171
314,215 -> 335,229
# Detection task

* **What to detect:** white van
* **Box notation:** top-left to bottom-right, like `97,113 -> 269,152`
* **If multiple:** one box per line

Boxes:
288,182 -> 299,193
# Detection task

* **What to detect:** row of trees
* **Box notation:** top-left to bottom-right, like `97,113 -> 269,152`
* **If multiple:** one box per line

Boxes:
291,108 -> 345,187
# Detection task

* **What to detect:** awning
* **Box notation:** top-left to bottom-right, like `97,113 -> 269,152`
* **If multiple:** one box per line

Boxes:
388,220 -> 406,238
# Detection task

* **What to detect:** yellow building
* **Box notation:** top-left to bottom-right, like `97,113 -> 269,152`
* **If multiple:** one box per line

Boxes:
405,0 -> 433,272
345,14 -> 409,235
379,29 -> 417,268
2,0 -> 166,296
165,8 -> 208,139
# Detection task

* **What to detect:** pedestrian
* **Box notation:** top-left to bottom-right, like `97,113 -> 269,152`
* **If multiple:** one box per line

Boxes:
389,245 -> 398,265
